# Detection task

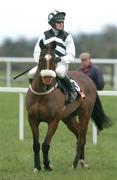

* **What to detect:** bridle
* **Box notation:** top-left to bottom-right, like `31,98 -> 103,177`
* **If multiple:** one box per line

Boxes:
29,40 -> 58,95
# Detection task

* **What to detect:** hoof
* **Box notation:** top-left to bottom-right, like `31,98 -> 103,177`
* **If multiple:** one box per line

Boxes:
80,159 -> 89,169
34,168 -> 39,173
71,165 -> 77,170
44,164 -> 53,171
34,167 -> 41,173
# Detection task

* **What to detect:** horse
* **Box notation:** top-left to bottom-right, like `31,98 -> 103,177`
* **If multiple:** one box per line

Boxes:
26,40 -> 111,172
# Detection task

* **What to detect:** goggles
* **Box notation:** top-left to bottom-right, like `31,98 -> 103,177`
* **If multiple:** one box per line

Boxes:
55,20 -> 64,24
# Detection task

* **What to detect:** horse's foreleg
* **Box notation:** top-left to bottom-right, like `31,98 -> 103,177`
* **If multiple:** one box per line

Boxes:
33,136 -> 41,172
42,119 -> 59,171
28,115 -> 41,172
42,143 -> 52,170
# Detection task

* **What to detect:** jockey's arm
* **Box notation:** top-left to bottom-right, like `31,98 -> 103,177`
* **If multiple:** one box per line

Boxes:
33,34 -> 45,63
61,34 -> 76,64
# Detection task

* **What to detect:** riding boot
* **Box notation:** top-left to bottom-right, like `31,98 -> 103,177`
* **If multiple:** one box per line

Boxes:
62,76 -> 78,103
28,78 -> 33,84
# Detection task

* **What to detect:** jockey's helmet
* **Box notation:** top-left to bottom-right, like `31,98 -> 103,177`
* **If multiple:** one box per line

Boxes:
48,10 -> 66,26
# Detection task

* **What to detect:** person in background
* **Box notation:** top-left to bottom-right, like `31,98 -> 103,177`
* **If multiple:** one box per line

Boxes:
79,52 -> 105,90
28,10 -> 85,103
79,52 -> 108,133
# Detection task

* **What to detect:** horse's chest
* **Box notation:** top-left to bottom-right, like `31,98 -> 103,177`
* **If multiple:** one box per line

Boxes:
32,102 -> 57,121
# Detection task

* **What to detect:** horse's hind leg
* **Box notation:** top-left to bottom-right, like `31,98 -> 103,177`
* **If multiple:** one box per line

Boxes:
62,116 -> 80,139
28,114 -> 41,172
62,117 -> 80,168
62,116 -> 89,170
72,115 -> 89,169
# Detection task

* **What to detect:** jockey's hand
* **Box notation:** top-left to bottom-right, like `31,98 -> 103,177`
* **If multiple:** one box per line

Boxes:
56,57 -> 61,63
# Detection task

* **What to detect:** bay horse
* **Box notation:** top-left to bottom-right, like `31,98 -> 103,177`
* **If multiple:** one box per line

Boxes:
26,40 -> 111,172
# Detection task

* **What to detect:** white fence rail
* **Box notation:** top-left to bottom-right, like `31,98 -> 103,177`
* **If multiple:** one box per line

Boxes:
0,87 -> 117,143
0,57 -> 117,89
0,87 -> 27,141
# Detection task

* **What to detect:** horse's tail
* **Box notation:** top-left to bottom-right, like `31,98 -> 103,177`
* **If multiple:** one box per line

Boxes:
91,93 -> 112,131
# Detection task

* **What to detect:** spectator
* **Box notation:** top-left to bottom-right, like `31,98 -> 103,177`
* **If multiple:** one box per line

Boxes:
79,52 -> 104,90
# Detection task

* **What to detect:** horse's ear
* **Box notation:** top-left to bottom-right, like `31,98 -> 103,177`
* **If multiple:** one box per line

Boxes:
39,39 -> 56,50
39,39 -> 45,49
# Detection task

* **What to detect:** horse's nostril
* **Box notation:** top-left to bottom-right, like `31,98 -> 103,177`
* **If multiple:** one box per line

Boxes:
43,76 -> 53,79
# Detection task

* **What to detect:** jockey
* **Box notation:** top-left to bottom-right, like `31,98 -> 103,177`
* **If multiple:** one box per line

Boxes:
28,10 -> 84,102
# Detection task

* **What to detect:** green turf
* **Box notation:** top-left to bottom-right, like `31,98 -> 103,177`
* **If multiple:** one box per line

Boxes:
0,93 -> 117,180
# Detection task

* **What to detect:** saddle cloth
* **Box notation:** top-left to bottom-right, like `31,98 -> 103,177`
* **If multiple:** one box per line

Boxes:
70,79 -> 81,92
56,76 -> 85,102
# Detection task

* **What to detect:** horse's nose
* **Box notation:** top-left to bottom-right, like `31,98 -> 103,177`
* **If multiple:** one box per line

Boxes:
42,76 -> 53,85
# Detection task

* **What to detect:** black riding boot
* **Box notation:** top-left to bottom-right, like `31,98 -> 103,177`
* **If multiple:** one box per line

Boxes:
28,78 -> 33,84
62,76 -> 78,103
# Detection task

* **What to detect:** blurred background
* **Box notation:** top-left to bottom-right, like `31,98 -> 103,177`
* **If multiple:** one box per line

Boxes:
0,0 -> 117,89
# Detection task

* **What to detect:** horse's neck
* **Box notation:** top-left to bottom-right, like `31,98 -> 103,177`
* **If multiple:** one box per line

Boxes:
32,70 -> 43,92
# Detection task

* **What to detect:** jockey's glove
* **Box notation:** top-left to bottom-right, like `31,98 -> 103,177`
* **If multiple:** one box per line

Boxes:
56,57 -> 61,63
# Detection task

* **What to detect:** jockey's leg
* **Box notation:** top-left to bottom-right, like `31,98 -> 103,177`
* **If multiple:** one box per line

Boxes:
28,66 -> 37,83
55,63 -> 77,102
62,75 -> 77,102
71,79 -> 85,99
56,62 -> 85,102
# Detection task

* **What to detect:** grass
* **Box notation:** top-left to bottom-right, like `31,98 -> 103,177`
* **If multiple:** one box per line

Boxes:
0,93 -> 117,180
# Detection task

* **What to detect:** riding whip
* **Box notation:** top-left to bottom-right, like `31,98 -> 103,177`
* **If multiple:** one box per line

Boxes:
13,68 -> 32,80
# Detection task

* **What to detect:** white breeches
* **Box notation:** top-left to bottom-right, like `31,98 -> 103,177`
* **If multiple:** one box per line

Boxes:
28,66 -> 37,79
55,61 -> 68,78
28,61 -> 69,79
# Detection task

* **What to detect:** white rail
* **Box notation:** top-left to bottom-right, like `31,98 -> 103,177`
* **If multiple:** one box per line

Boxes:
1,57 -> 117,89
0,87 -> 27,141
0,87 -> 116,143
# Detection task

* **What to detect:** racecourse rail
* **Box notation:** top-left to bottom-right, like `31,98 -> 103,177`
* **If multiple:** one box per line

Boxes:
0,57 -> 117,89
0,87 -> 117,144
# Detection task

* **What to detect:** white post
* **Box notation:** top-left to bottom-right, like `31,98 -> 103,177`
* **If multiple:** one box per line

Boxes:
114,64 -> 117,90
92,122 -> 97,145
6,61 -> 11,87
19,93 -> 24,140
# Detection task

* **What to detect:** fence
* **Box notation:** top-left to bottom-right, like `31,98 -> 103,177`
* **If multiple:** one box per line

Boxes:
0,57 -> 117,89
0,86 -> 117,144
0,87 -> 27,141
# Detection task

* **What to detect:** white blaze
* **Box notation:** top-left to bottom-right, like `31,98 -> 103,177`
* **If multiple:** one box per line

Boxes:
45,54 -> 52,61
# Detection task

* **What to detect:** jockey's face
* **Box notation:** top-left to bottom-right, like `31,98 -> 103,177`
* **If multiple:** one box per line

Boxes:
54,21 -> 64,31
